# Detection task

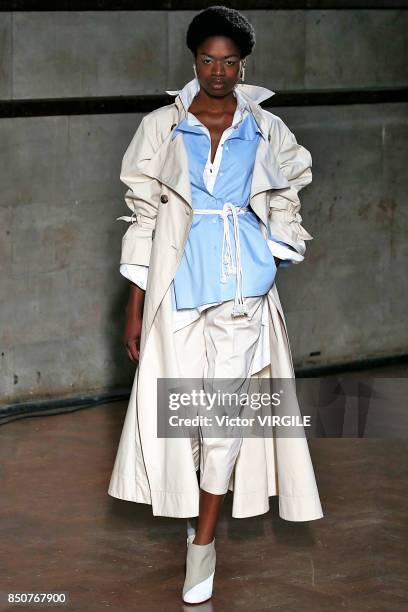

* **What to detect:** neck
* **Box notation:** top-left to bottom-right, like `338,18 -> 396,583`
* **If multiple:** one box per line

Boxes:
192,85 -> 237,113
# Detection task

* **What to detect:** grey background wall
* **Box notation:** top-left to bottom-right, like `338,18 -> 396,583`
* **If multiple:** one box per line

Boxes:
1,7 -> 407,404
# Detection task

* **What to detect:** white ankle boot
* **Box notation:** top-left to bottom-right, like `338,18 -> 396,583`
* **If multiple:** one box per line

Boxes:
182,537 -> 216,604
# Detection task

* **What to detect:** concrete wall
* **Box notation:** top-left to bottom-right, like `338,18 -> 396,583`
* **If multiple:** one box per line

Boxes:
1,10 -> 408,98
0,10 -> 407,403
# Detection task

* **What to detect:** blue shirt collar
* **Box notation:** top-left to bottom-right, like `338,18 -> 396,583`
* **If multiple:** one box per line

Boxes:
172,112 -> 262,142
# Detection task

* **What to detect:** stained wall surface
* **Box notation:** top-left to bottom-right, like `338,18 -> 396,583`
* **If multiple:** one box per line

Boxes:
0,9 -> 407,402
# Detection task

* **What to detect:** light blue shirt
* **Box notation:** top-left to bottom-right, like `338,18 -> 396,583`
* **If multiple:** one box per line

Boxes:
170,112 -> 277,312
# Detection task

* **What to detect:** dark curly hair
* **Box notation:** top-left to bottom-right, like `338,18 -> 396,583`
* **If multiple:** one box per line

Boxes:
186,6 -> 256,59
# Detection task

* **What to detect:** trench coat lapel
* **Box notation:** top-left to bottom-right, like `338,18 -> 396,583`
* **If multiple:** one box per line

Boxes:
246,98 -> 291,197
138,113 -> 193,207
240,96 -> 291,228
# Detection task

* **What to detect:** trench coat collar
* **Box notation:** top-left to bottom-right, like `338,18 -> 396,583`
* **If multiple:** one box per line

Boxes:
142,79 -> 289,211
165,77 -> 273,141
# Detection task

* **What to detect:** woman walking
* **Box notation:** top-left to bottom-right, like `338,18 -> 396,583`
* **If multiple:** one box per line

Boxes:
109,6 -> 323,604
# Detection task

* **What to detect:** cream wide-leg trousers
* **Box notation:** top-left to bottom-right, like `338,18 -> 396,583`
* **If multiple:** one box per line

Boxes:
173,296 -> 264,495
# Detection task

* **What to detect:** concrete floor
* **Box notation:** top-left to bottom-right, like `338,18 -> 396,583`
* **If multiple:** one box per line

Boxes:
1,365 -> 407,611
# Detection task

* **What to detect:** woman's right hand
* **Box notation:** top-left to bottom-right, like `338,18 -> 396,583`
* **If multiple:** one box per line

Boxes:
123,283 -> 145,363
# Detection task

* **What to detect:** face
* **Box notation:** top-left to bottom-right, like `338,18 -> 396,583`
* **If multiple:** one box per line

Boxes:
194,36 -> 243,97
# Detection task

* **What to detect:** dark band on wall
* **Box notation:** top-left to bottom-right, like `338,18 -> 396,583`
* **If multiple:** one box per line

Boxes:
1,1 -> 408,10
0,88 -> 407,119
2,352 -> 408,425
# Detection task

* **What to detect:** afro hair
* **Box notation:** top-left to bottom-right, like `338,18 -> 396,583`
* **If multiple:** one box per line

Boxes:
186,6 -> 256,59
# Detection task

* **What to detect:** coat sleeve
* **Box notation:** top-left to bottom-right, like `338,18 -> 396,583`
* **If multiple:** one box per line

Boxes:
116,114 -> 162,267
268,121 -> 314,264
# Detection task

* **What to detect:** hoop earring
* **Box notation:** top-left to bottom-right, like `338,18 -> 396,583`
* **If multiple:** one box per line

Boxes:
193,63 -> 198,83
240,61 -> 246,83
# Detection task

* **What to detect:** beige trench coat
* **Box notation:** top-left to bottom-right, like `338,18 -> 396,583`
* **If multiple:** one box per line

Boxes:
108,83 -> 324,521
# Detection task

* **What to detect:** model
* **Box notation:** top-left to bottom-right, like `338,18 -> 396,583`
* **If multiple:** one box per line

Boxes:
108,5 -> 324,604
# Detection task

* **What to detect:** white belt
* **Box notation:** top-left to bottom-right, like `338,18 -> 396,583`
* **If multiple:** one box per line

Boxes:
193,203 -> 250,317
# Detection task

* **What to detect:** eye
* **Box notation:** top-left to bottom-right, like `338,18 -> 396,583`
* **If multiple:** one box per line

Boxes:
225,60 -> 236,66
202,58 -> 212,65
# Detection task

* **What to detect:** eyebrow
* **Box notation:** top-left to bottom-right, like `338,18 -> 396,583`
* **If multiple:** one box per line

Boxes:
199,53 -> 239,59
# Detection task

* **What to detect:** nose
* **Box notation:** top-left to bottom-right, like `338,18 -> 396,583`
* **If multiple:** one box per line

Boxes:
212,61 -> 225,76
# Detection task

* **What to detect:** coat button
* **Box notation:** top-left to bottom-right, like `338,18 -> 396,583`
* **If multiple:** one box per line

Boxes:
160,195 -> 168,203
